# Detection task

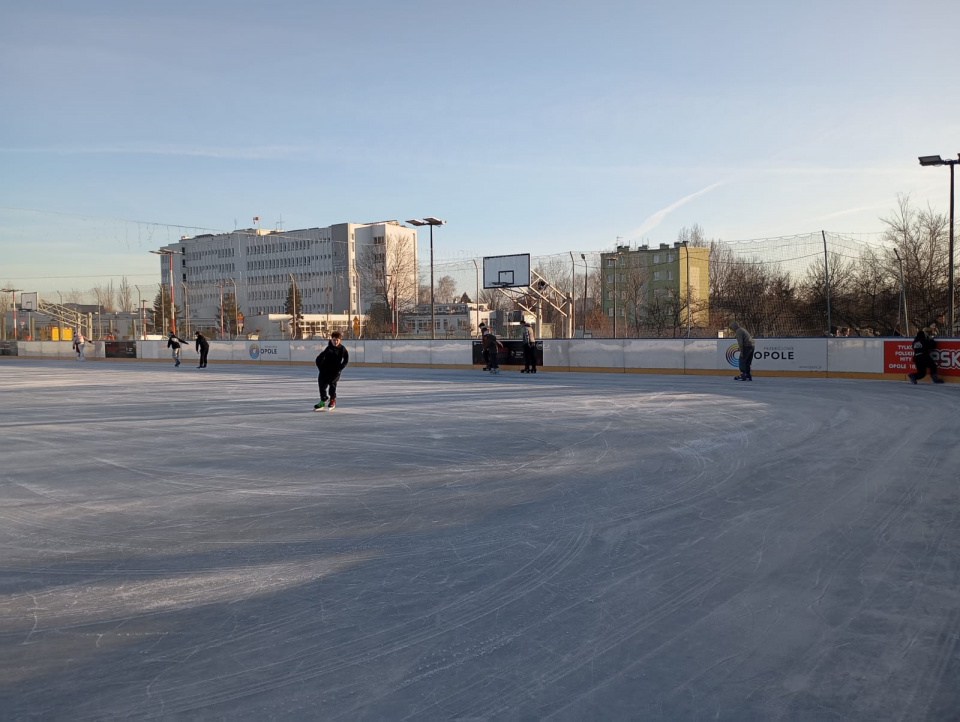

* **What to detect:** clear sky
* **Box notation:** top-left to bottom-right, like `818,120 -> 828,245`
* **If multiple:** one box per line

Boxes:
2,0 -> 959,293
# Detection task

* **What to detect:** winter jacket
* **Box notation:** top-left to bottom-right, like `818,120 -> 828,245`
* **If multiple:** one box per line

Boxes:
522,324 -> 536,346
912,329 -> 936,358
316,341 -> 349,377
729,321 -> 754,350
167,335 -> 186,350
195,333 -> 209,352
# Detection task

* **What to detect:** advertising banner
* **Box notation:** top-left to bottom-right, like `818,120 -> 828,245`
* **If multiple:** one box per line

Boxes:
719,338 -> 827,372
884,339 -> 960,377
472,339 -> 543,367
246,341 -> 290,362
0,340 -> 18,356
104,341 -> 137,358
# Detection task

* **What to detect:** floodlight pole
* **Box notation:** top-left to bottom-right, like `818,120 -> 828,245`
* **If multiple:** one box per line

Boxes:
581,254 -> 587,334
1,288 -> 21,340
919,154 -> 958,336
150,248 -> 182,334
229,278 -> 238,339
406,217 -> 446,340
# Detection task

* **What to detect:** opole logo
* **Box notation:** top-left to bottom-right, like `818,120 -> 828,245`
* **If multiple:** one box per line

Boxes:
725,343 -> 740,367
249,343 -> 260,359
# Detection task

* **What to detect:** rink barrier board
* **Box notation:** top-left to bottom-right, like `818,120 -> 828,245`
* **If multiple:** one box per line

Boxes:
3,339 -> 955,382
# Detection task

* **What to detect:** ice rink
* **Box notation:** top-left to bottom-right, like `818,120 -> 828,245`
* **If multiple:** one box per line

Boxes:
1,359 -> 958,720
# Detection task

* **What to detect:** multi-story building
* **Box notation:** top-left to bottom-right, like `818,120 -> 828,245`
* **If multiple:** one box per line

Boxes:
155,221 -> 418,334
403,302 -> 491,336
600,242 -> 709,332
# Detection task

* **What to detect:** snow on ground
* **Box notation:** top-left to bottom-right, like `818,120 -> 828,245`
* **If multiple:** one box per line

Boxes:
1,359 -> 958,720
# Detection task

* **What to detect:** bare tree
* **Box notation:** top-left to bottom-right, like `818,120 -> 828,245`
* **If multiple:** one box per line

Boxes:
356,232 -> 419,337
435,275 -> 457,304
118,277 -> 133,312
881,194 -> 949,327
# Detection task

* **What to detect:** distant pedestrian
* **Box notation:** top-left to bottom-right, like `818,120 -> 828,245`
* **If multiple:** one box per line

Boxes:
72,330 -> 86,361
314,331 -> 349,410
908,326 -> 945,384
520,320 -> 537,374
194,331 -> 210,368
934,313 -> 949,338
729,321 -> 755,381
167,331 -> 187,368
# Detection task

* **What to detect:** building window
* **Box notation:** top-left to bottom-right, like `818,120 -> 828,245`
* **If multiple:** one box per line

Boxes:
666,270 -> 673,280
607,308 -> 614,317
607,291 -> 613,300
653,254 -> 660,263
607,258 -> 615,267
667,254 -> 675,262
607,274 -> 613,283
653,271 -> 661,281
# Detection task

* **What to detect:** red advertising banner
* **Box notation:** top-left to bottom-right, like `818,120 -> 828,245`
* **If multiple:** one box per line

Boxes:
884,340 -> 960,376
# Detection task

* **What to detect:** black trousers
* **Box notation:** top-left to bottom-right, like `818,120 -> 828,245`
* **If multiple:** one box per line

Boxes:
913,355 -> 935,380
523,344 -> 537,370
739,346 -> 755,377
198,346 -> 209,367
318,373 -> 341,400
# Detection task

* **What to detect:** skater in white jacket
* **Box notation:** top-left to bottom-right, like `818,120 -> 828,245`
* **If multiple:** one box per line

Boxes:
72,331 -> 86,361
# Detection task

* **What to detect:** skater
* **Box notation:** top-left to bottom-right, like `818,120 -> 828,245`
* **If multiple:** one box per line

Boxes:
479,322 -> 491,370
908,326 -> 945,384
520,320 -> 537,373
167,331 -> 187,367
194,331 -> 210,368
72,330 -> 86,361
729,321 -> 755,380
314,331 -> 349,410
482,324 -> 501,374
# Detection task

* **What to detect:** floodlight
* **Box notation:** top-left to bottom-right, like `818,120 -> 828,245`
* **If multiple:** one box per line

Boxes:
919,155 -> 945,166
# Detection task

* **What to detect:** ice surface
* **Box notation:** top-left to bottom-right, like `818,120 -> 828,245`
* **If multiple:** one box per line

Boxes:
1,360 -> 958,720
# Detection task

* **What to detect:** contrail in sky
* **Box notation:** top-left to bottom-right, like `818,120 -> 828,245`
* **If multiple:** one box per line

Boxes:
627,181 -> 725,239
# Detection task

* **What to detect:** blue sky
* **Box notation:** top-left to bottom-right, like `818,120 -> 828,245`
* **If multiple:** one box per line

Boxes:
2,0 -> 959,292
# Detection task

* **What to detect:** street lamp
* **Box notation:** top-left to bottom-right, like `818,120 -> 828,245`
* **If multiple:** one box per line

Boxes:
0,288 -> 20,340
918,153 -> 959,336
579,254 -> 588,336
150,248 -> 183,334
406,217 -> 445,340
228,278 -> 238,339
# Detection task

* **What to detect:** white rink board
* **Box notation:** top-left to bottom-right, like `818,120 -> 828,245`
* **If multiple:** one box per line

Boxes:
828,338 -> 884,373
623,339 -> 685,369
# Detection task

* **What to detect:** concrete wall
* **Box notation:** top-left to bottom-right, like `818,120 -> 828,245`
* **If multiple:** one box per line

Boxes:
9,337 -> 926,380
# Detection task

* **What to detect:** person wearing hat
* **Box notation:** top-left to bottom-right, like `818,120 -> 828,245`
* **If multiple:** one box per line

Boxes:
908,326 -> 945,384
478,322 -> 491,371
166,331 -> 187,368
194,331 -> 210,368
520,319 -> 537,374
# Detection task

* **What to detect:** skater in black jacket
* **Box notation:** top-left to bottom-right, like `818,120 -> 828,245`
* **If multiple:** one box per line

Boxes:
520,320 -> 537,373
194,331 -> 210,368
908,326 -> 945,384
167,331 -> 188,367
314,331 -> 349,410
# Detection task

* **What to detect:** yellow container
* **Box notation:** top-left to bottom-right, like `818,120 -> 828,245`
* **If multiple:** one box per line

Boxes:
60,327 -> 73,341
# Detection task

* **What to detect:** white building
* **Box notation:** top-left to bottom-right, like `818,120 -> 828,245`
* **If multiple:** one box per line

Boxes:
155,221 -> 418,333
403,302 -> 491,336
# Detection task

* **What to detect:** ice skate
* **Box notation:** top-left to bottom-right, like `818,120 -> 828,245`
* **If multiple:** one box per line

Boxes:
733,374 -> 744,380
933,376 -> 945,384
314,400 -> 326,411
328,399 -> 337,410
908,373 -> 918,384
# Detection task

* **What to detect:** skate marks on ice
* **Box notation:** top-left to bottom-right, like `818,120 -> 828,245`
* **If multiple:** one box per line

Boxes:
1,362 -> 959,719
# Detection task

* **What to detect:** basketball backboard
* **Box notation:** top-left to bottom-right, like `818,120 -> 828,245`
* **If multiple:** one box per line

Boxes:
483,254 -> 531,289
21,292 -> 38,311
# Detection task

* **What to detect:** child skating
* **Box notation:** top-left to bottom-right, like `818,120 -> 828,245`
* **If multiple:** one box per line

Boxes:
314,331 -> 349,410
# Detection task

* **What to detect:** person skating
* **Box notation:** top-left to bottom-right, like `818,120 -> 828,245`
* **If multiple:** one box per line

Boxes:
729,321 -> 755,380
72,330 -> 86,361
479,322 -> 491,370
520,319 -> 537,373
314,331 -> 349,410
907,326 -> 945,384
194,331 -> 210,368
482,325 -> 501,374
167,331 -> 187,367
